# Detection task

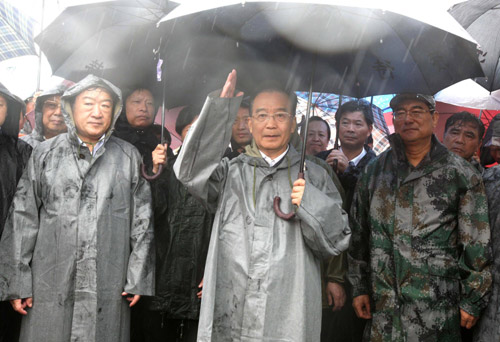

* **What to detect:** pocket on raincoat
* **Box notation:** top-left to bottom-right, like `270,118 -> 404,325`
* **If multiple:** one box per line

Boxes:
424,253 -> 460,307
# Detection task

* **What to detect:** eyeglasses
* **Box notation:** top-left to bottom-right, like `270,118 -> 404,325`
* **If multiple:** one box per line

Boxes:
43,101 -> 61,111
253,112 -> 292,123
392,109 -> 433,121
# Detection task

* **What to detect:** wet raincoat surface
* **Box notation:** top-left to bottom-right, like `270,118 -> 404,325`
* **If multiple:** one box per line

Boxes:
0,83 -> 31,237
474,165 -> 500,342
0,83 -> 31,342
0,75 -> 155,342
174,92 -> 351,342
20,84 -> 67,148
348,134 -> 491,342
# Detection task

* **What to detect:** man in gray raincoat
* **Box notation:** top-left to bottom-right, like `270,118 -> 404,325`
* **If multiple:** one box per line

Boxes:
348,93 -> 491,342
0,75 -> 155,342
20,84 -> 68,148
474,120 -> 500,342
174,70 -> 350,341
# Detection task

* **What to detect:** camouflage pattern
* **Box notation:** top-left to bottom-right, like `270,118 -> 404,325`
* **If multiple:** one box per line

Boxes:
348,133 -> 491,342
474,165 -> 500,342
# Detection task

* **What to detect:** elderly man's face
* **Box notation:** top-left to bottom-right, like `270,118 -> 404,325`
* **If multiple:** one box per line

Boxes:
125,89 -> 155,129
249,91 -> 296,158
443,121 -> 481,161
393,99 -> 438,145
232,107 -> 251,147
306,120 -> 329,155
73,88 -> 113,143
0,95 -> 7,127
42,95 -> 67,138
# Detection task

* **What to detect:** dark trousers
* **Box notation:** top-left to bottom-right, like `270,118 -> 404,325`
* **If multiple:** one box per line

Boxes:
0,301 -> 21,342
131,303 -> 198,342
321,284 -> 366,342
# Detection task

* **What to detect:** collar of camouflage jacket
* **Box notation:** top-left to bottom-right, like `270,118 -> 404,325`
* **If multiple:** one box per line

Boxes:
388,133 -> 451,183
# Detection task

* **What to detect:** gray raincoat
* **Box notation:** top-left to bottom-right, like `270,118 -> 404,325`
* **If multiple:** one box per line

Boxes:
20,84 -> 67,148
174,92 -> 351,342
0,75 -> 155,342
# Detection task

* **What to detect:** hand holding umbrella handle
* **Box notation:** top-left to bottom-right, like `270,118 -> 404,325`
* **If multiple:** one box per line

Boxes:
141,163 -> 163,180
273,172 -> 304,220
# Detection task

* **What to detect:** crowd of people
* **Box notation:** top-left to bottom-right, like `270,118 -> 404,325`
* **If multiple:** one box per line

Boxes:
0,68 -> 499,342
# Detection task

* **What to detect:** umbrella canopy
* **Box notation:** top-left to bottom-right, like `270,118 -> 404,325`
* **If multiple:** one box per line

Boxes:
449,0 -> 500,91
35,0 -> 178,88
158,0 -> 484,108
0,1 -> 37,61
435,78 -> 500,110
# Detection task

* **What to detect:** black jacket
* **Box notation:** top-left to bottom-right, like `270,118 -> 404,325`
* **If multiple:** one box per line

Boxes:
144,153 -> 213,319
0,83 -> 32,238
317,146 -> 376,211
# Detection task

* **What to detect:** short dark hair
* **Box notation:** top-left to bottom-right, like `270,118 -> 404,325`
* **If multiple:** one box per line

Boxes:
444,111 -> 485,141
335,100 -> 374,126
175,106 -> 199,136
308,116 -> 331,141
249,81 -> 297,116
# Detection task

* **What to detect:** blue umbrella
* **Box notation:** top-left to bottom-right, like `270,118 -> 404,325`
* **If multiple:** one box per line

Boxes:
0,1 -> 37,61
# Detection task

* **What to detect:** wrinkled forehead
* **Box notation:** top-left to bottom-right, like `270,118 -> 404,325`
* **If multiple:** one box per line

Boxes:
43,95 -> 61,104
448,120 -> 480,134
76,87 -> 113,103
127,88 -> 154,101
393,99 -> 430,111
252,91 -> 291,111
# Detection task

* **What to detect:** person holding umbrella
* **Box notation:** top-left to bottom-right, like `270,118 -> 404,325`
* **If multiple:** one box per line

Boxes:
348,93 -> 491,341
172,70 -> 350,341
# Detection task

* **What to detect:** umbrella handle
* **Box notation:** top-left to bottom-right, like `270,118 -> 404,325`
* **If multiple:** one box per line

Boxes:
273,172 -> 304,220
141,163 -> 163,180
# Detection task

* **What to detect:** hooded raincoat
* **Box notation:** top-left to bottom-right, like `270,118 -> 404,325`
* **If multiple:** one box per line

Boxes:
0,83 -> 32,342
348,134 -> 491,342
20,84 -> 67,148
174,92 -> 351,342
0,75 -> 155,342
474,165 -> 500,342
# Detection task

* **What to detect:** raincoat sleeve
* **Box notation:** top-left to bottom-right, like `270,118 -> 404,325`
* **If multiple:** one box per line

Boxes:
124,154 -> 155,296
0,153 -> 41,300
295,163 -> 351,259
457,174 -> 492,317
173,91 -> 243,212
346,169 -> 371,298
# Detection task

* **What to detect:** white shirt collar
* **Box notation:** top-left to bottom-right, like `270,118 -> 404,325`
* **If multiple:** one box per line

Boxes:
340,147 -> 367,166
77,134 -> 106,156
259,145 -> 289,167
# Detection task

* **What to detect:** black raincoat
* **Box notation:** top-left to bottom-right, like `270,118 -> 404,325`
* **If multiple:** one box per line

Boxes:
0,83 -> 32,342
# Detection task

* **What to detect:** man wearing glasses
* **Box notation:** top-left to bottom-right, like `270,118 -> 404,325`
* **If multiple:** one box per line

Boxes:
347,93 -> 491,341
173,70 -> 350,341
21,84 -> 68,148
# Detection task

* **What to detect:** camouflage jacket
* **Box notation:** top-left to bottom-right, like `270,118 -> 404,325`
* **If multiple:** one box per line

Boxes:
474,165 -> 500,342
348,134 -> 491,342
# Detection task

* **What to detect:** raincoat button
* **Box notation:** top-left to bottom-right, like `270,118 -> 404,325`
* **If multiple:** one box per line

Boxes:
79,154 -> 85,159
268,175 -> 273,180
246,216 -> 252,225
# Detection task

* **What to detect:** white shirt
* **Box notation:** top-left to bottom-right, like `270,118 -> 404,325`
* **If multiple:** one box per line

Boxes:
340,147 -> 367,167
260,145 -> 289,167
77,134 -> 106,156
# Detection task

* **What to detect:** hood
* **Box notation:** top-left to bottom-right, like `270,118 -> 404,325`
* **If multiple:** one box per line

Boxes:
61,74 -> 123,145
31,83 -> 69,141
0,82 -> 24,139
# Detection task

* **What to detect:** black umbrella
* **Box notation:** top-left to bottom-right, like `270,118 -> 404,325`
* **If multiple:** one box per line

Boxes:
158,0 -> 484,218
158,1 -> 484,108
449,0 -> 500,92
35,0 -> 178,89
